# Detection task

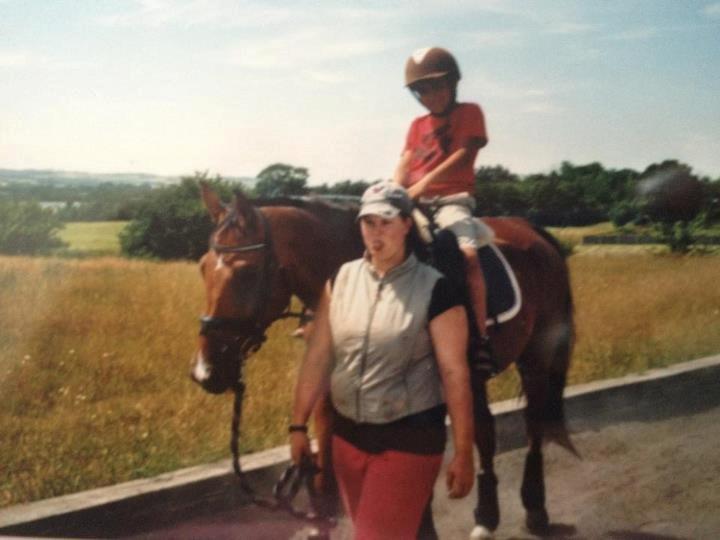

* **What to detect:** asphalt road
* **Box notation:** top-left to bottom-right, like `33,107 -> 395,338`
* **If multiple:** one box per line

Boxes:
4,360 -> 718,540
128,401 -> 720,540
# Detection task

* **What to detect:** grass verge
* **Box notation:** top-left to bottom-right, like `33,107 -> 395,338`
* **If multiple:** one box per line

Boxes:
1,247 -> 720,507
55,221 -> 128,257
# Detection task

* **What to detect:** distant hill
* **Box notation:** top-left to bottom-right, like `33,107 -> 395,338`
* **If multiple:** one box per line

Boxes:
0,168 -> 256,188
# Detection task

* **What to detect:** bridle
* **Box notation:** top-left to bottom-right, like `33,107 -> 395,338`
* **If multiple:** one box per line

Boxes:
198,205 -> 332,530
199,208 -> 277,358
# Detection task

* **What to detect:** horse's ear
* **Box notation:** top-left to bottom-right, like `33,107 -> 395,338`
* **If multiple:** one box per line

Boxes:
200,181 -> 225,223
232,190 -> 257,230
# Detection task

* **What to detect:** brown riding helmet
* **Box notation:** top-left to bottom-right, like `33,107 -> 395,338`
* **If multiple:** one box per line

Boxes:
404,47 -> 461,87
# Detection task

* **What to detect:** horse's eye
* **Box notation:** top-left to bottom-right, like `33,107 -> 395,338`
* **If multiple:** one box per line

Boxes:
233,266 -> 259,285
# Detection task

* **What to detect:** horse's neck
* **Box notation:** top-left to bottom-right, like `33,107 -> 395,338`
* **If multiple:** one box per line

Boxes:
267,205 -> 359,311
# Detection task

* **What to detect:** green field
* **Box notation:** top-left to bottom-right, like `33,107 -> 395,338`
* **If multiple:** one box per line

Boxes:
56,221 -> 128,257
2,224 -> 720,508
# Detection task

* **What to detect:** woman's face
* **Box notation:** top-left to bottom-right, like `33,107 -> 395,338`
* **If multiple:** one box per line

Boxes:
360,214 -> 412,268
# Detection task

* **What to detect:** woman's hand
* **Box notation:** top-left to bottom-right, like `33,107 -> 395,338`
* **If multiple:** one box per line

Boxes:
290,431 -> 312,466
430,304 -> 475,499
289,283 -> 333,466
446,449 -> 475,498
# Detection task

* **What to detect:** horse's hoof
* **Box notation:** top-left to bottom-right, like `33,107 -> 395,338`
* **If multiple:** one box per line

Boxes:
525,508 -> 549,534
470,525 -> 494,539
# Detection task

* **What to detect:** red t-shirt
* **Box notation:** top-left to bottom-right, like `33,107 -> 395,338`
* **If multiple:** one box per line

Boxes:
403,102 -> 488,197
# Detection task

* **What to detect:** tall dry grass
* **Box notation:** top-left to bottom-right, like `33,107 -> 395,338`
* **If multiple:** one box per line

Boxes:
568,252 -> 720,381
1,249 -> 719,507
0,256 -> 304,507
487,250 -> 720,400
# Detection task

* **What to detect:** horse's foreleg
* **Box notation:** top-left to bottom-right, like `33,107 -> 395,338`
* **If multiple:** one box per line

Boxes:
470,373 -> 499,539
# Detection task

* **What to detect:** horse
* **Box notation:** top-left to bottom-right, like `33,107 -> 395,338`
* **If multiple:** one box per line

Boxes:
190,183 -> 576,539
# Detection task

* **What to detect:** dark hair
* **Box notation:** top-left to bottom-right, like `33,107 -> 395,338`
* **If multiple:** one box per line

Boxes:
403,214 -> 431,263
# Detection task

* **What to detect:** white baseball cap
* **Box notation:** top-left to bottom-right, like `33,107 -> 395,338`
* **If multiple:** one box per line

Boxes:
357,181 -> 413,219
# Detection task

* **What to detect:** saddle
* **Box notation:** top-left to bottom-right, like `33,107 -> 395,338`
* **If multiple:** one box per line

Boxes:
478,241 -> 522,327
416,210 -> 521,328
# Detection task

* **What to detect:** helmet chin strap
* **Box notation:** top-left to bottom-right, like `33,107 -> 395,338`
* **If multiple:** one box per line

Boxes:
431,99 -> 458,118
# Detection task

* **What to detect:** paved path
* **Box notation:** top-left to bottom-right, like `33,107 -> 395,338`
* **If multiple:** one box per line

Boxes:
4,359 -> 718,540
129,402 -> 720,540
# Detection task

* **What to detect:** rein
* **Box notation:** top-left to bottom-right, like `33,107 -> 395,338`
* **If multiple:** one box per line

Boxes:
201,206 -> 333,528
231,380 -> 333,526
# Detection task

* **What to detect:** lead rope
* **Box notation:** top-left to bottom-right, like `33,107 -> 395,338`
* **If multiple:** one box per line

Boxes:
230,382 -> 336,535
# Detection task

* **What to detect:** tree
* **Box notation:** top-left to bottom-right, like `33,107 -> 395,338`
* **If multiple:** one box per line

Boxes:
253,163 -> 309,197
474,166 -> 528,216
475,165 -> 519,184
310,179 -> 370,197
0,201 -> 67,255
120,172 -> 237,260
637,162 -> 704,223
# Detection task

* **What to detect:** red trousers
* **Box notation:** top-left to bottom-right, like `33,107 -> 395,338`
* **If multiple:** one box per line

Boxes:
332,435 -> 443,540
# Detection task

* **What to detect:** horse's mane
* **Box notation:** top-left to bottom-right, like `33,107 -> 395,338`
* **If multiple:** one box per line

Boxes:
253,195 -> 359,214
253,195 -> 364,263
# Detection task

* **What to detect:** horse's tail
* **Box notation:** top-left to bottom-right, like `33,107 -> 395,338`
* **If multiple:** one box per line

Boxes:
549,239 -> 578,457
544,314 -> 579,457
530,223 -> 570,259
532,225 -> 578,456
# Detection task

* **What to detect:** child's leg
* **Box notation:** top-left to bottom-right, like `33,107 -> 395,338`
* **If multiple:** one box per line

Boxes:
461,244 -> 488,338
431,198 -> 495,368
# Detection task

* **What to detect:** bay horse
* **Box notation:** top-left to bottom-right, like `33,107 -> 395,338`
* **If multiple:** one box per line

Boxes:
191,183 -> 575,539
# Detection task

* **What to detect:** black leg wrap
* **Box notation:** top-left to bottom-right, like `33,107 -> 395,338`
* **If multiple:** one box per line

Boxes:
521,451 -> 549,533
473,471 -> 500,531
416,496 -> 438,540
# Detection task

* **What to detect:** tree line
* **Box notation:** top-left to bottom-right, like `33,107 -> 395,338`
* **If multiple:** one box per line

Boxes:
1,160 -> 718,256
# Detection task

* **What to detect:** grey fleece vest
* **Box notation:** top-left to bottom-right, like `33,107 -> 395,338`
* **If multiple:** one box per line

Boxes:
329,253 -> 445,423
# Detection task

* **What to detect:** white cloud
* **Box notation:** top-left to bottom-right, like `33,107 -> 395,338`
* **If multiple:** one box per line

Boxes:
0,50 -> 38,68
605,27 -> 658,41
211,28 -> 396,72
544,22 -> 598,35
303,69 -> 352,85
702,3 -> 720,18
463,30 -> 524,48
520,101 -> 563,115
97,0 -> 400,30
99,0 -> 295,28
0,49 -> 95,71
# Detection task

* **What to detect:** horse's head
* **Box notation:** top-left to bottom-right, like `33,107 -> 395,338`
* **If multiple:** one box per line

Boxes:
190,183 -> 289,394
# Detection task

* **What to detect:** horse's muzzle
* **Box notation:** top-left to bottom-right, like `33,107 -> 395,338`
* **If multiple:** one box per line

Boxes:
190,348 -> 238,394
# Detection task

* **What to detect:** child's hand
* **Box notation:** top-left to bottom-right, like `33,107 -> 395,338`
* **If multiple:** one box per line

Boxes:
407,181 -> 427,200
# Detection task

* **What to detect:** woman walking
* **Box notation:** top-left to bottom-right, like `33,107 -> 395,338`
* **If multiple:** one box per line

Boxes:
289,181 -> 475,539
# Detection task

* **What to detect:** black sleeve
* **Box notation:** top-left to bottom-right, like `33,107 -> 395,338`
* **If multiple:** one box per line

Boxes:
428,276 -> 463,321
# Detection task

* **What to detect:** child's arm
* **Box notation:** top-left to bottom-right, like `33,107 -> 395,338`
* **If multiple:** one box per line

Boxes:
406,138 -> 483,199
393,150 -> 412,187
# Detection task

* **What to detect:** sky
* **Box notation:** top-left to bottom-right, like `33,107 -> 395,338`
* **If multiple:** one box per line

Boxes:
1,0 -> 719,185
